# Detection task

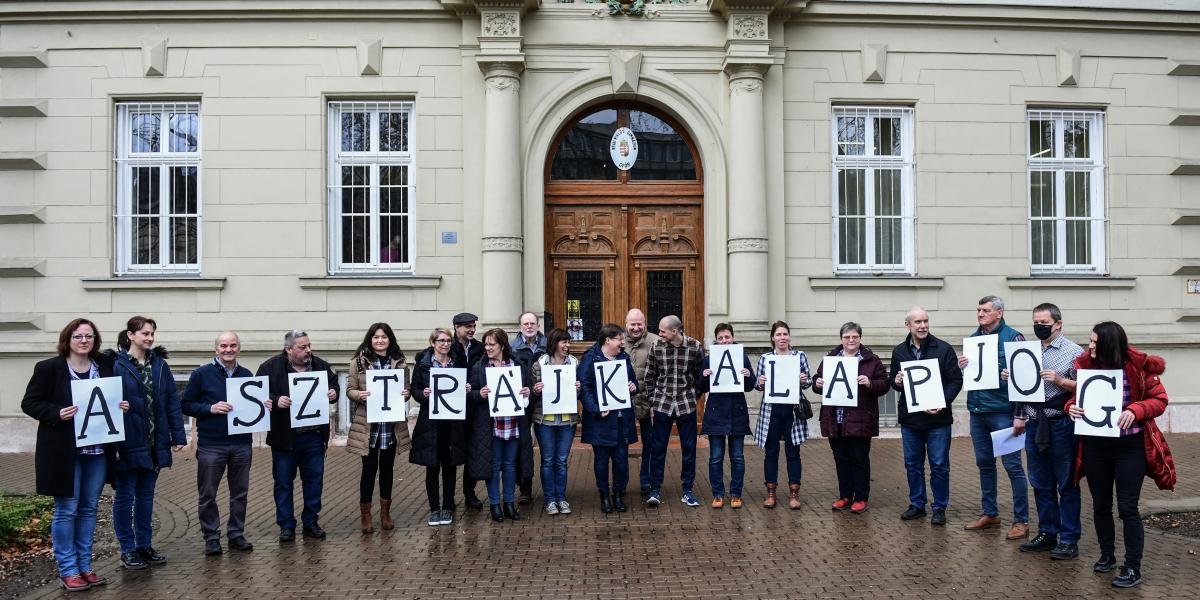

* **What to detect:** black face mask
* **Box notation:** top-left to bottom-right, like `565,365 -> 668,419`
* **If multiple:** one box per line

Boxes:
1033,324 -> 1055,341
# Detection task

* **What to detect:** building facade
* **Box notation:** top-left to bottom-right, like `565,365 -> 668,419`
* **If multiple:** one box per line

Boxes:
1,0 -> 1198,448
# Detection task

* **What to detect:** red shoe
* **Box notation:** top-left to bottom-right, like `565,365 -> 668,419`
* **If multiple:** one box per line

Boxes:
850,500 -> 869,514
60,575 -> 90,592
831,497 -> 851,511
81,571 -> 106,586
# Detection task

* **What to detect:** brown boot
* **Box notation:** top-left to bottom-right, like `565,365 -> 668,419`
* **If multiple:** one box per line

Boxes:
380,499 -> 394,531
763,483 -> 777,509
788,484 -> 802,510
359,503 -> 374,534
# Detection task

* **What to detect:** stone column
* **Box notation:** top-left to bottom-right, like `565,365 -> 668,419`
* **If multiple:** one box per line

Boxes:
724,64 -> 770,329
478,59 -> 525,326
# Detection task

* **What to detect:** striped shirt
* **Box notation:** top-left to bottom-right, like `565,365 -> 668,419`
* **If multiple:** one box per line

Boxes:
753,350 -> 811,448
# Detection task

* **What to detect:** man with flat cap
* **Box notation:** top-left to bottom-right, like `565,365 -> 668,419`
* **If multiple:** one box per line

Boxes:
451,312 -> 486,508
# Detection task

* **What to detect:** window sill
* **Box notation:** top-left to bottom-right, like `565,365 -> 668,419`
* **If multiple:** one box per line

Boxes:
809,276 -> 944,289
1180,310 -> 1200,322
1006,276 -> 1136,289
81,277 -> 225,290
298,275 -> 442,289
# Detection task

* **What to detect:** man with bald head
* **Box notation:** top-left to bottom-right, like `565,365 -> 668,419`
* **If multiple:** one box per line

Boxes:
181,332 -> 262,556
889,308 -> 962,526
622,308 -> 659,495
642,315 -> 705,507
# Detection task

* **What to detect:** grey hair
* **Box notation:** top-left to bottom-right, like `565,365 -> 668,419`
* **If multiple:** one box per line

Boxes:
659,315 -> 683,332
904,306 -> 928,325
214,331 -> 240,348
283,329 -> 309,349
839,322 -> 862,337
978,295 -> 1005,311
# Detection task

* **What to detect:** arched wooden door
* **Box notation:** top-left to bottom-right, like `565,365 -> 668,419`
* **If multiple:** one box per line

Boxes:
544,104 -> 704,350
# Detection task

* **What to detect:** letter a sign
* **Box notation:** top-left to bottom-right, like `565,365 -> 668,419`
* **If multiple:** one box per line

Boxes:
487,365 -> 525,418
821,356 -> 858,407
72,377 -> 125,446
289,371 -> 330,428
1074,369 -> 1124,438
227,376 -> 272,434
708,344 -> 745,394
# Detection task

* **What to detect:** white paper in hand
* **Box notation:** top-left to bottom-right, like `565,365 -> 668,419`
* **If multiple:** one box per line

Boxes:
990,427 -> 1026,457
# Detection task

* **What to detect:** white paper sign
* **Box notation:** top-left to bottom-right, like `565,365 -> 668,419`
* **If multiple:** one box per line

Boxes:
289,370 -> 330,428
72,376 -> 125,446
708,344 -> 745,394
821,356 -> 859,407
990,427 -> 1026,457
1074,369 -> 1125,438
1005,341 -> 1045,404
428,368 -> 467,421
963,334 -> 1000,391
900,358 -> 947,412
762,354 -> 802,405
594,359 -> 632,411
366,369 -> 408,424
487,365 -> 526,418
541,364 -> 578,416
226,376 -> 272,435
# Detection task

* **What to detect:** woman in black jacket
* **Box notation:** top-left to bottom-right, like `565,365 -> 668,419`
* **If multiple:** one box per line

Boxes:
109,316 -> 186,571
409,328 -> 468,527
22,318 -> 127,592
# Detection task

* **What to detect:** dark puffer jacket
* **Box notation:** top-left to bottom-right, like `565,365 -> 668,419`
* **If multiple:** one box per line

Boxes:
109,347 -> 187,472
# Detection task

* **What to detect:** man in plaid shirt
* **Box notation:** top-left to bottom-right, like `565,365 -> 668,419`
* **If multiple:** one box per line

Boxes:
642,315 -> 705,507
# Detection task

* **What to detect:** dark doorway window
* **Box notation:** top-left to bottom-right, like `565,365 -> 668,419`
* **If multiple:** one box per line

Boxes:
646,270 -> 684,335
549,105 -> 698,182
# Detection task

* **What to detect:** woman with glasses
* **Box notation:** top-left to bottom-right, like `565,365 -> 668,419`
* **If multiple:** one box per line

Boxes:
409,328 -> 468,527
22,319 -> 128,592
468,329 -> 532,522
579,324 -> 640,513
530,328 -> 581,515
346,322 -> 410,533
812,322 -> 890,515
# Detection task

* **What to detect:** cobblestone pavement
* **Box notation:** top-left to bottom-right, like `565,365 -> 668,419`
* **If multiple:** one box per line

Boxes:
2,434 -> 1197,599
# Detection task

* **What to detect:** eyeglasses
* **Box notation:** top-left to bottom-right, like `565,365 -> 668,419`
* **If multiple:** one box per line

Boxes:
841,334 -> 861,341
71,334 -> 95,341
434,339 -> 452,344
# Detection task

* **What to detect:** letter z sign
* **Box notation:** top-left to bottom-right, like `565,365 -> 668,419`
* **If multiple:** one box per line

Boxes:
289,371 -> 330,428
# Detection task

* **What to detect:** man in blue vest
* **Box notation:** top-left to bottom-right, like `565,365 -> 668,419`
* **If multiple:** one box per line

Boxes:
958,295 -> 1030,540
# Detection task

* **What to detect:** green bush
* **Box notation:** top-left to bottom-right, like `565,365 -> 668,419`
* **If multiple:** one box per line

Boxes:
0,493 -> 54,549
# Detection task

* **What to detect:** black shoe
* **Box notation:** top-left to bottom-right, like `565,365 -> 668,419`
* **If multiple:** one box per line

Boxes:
465,494 -> 484,510
1050,543 -> 1078,560
137,546 -> 167,565
900,505 -> 926,520
613,492 -> 627,513
640,486 -> 652,496
1111,566 -> 1142,588
1019,531 -> 1057,553
278,528 -> 295,543
930,509 -> 946,526
203,539 -> 222,556
120,551 -> 148,570
227,537 -> 253,552
518,483 -> 533,506
302,524 -> 326,539
490,504 -> 504,522
1093,554 -> 1117,573
599,492 -> 612,514
504,502 -> 520,521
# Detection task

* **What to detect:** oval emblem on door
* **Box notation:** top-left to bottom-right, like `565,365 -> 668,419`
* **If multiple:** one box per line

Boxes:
609,127 -> 639,171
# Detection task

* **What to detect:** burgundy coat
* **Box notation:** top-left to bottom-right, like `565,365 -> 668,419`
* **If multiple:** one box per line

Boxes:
812,345 -> 890,438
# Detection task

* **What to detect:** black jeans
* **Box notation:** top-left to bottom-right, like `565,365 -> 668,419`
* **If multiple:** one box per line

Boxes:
427,424 -> 457,511
1083,431 -> 1146,568
360,444 -> 397,503
829,436 -> 872,502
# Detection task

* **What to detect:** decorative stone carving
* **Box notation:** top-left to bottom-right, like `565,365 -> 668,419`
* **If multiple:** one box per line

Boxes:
1057,47 -> 1081,86
481,11 -> 519,37
484,74 -> 521,93
729,78 -> 763,94
481,236 -> 525,252
609,50 -> 643,94
727,237 -> 768,253
357,38 -> 382,76
142,38 -> 167,77
732,15 -> 767,40
861,43 -> 887,83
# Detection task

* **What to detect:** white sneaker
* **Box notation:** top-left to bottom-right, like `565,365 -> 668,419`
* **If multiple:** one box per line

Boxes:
558,500 -> 572,514
545,501 -> 559,515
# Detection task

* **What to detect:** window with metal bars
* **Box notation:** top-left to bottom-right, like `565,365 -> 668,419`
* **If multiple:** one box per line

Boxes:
1027,109 -> 1106,274
830,106 -> 915,274
114,102 -> 201,275
328,101 -> 415,273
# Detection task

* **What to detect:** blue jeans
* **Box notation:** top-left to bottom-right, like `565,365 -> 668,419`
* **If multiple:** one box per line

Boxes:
52,454 -> 106,576
970,412 -> 1029,522
638,417 -> 654,491
901,425 -> 951,511
271,430 -> 326,529
1025,417 -> 1082,543
708,435 -> 745,498
536,423 -> 575,503
649,410 -> 697,493
488,436 -> 519,505
763,406 -> 802,485
113,467 -> 159,553
593,443 -> 630,494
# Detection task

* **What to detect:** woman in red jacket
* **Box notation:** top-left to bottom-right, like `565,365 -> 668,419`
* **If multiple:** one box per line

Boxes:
812,322 -> 891,514
1067,321 -> 1175,589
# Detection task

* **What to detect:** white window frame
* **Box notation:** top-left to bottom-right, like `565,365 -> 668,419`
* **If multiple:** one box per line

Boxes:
114,101 -> 202,275
830,105 -> 916,274
327,100 -> 416,274
1026,109 -> 1106,274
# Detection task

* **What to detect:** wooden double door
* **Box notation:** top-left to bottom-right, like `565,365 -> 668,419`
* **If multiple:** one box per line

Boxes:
544,200 -> 704,348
